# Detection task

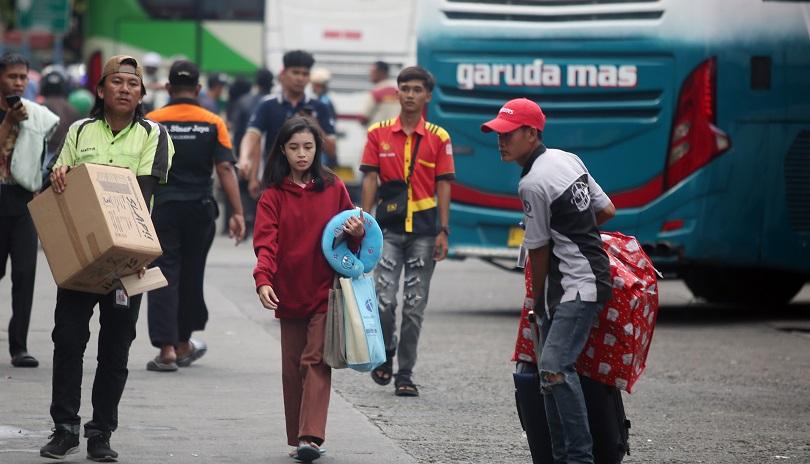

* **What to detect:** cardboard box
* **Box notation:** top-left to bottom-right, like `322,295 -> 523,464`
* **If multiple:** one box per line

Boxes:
28,163 -> 163,294
119,267 -> 168,296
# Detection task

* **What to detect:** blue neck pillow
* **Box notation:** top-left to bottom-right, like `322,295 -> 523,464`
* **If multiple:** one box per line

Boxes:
321,209 -> 384,278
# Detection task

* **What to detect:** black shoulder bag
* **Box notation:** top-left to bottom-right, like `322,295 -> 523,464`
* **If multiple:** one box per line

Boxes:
376,134 -> 422,227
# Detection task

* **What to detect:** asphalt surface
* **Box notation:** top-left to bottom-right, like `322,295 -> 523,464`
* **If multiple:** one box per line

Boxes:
3,235 -> 810,463
0,238 -> 415,464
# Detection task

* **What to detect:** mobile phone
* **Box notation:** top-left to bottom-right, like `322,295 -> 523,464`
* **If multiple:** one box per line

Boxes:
5,95 -> 21,108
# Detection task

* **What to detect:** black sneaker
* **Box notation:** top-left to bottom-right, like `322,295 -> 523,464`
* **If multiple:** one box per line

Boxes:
40,429 -> 79,459
87,433 -> 118,462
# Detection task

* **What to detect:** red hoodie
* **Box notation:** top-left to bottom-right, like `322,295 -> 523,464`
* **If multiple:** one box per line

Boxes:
253,177 -> 359,319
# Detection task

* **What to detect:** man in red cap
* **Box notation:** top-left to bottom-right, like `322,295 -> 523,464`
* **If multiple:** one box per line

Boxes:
482,98 -> 615,464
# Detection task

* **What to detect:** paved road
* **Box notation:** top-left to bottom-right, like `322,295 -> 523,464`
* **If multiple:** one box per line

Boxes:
3,236 -> 810,463
0,238 -> 415,464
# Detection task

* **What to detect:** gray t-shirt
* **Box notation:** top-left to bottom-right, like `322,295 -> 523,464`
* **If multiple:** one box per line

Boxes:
519,146 -> 612,309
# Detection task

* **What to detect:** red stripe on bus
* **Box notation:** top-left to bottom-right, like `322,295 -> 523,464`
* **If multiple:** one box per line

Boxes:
452,174 -> 664,212
451,183 -> 524,211
608,175 -> 664,209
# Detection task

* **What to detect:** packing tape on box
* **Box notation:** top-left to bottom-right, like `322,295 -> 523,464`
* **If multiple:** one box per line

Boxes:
55,192 -> 90,267
86,232 -> 102,258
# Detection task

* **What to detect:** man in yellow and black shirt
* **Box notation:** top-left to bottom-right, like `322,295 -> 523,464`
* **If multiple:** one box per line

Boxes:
43,55 -> 173,462
360,66 -> 455,397
144,60 -> 245,373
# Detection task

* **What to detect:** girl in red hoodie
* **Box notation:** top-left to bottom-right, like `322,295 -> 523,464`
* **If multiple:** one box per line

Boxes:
253,116 -> 364,462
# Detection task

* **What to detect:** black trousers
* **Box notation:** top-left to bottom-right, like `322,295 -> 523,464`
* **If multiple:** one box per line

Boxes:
50,288 -> 141,436
147,198 -> 216,348
0,184 -> 37,357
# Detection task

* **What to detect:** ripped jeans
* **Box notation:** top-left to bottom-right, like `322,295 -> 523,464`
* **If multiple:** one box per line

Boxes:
538,294 -> 603,464
374,231 -> 436,377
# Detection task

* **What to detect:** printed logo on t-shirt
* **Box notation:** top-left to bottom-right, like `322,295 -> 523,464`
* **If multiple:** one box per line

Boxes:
523,199 -> 533,218
570,181 -> 591,212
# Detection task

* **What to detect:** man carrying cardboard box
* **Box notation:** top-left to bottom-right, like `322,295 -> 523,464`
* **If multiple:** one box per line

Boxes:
40,55 -> 174,462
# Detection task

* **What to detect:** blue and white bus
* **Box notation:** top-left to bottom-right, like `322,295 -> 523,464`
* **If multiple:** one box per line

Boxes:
417,0 -> 810,304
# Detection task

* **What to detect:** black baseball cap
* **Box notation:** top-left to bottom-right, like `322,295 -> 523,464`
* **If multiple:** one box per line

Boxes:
40,71 -> 68,96
169,60 -> 200,86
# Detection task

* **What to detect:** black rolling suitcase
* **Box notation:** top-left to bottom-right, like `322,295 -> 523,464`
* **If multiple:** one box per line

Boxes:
514,370 -> 630,464
514,309 -> 630,464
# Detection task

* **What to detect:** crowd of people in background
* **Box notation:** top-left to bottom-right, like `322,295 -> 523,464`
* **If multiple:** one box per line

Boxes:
2,49 -> 404,236
1,49 -> 438,462
1,45 -> 612,464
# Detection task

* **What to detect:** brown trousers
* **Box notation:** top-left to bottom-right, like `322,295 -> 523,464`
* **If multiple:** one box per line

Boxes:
280,312 -> 331,446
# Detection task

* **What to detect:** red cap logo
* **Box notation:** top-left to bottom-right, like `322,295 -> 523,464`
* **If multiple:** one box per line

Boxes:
481,98 -> 546,134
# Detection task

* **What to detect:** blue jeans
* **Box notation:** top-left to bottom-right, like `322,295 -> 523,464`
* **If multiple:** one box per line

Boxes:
374,231 -> 435,377
538,295 -> 602,464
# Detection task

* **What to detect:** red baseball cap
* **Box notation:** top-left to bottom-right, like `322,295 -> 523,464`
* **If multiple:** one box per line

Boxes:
480,98 -> 546,133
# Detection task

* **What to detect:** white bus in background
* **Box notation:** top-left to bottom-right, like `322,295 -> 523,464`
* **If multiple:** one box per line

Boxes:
265,0 -> 418,188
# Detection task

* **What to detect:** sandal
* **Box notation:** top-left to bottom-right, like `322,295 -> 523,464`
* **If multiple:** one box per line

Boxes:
394,375 -> 419,397
371,351 -> 394,386
295,441 -> 323,462
176,338 -> 207,367
146,356 -> 178,372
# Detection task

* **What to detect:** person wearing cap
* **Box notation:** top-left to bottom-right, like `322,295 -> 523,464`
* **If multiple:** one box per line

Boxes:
141,52 -> 168,112
144,60 -> 246,372
0,53 -> 60,369
41,55 -> 174,462
360,66 -> 454,397
481,98 -> 615,464
40,70 -> 80,168
309,67 -> 337,125
240,50 -> 336,199
309,67 -> 338,168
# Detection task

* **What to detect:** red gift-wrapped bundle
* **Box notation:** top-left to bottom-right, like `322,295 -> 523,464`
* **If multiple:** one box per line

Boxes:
511,231 -> 659,393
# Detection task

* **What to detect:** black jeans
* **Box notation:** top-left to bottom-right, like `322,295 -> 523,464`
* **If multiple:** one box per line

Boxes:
0,184 -> 37,357
50,288 -> 141,436
147,198 -> 216,348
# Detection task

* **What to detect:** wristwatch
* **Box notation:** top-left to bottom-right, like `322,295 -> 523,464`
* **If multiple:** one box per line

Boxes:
439,226 -> 450,237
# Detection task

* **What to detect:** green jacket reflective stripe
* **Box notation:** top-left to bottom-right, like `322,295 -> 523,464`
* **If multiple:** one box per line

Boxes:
53,117 -> 174,182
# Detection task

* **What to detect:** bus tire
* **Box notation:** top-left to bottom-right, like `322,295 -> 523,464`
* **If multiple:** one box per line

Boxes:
683,268 -> 807,307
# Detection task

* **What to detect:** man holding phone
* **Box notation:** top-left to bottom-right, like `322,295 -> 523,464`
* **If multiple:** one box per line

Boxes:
0,53 -> 59,368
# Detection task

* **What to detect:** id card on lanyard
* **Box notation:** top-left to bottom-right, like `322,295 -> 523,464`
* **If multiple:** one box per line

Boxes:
114,288 -> 130,309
